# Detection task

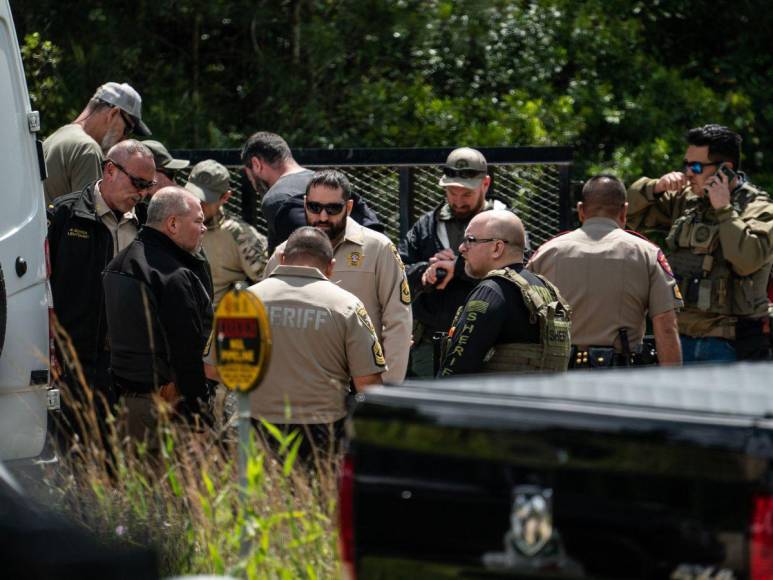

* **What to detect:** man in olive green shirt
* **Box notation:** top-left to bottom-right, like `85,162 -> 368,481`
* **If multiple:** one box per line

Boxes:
627,124 -> 773,362
43,82 -> 151,204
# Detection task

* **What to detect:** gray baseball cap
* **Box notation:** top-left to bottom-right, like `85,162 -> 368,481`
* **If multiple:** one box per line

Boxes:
93,82 -> 151,136
142,140 -> 189,171
438,147 -> 488,189
185,159 -> 231,203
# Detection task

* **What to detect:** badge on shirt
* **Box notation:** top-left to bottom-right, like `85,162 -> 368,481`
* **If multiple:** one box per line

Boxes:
673,284 -> 683,301
348,251 -> 362,267
657,250 -> 675,278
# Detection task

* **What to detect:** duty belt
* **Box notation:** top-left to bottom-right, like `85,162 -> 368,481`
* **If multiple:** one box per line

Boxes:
569,345 -> 656,370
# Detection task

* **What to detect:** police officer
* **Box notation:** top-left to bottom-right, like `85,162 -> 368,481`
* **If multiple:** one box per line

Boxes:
185,159 -> 268,307
265,170 -> 412,383
400,147 -> 512,377
437,210 -> 571,376
528,175 -> 683,368
248,227 -> 385,457
627,124 -> 773,362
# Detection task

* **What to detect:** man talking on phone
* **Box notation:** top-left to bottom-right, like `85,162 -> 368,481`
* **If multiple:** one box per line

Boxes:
627,124 -> 773,362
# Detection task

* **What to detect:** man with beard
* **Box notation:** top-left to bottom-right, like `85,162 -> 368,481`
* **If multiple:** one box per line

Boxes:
399,147 -> 510,376
437,210 -> 571,376
47,139 -> 156,438
43,82 -> 151,204
627,124 -> 773,362
265,170 -> 412,383
240,131 -> 383,253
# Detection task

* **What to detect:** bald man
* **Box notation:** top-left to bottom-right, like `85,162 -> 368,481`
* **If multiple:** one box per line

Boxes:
437,210 -> 571,376
104,186 -> 213,444
48,139 -> 156,435
528,174 -> 683,368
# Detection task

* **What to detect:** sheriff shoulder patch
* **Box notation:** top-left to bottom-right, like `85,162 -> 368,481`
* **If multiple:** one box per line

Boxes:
657,250 -> 675,278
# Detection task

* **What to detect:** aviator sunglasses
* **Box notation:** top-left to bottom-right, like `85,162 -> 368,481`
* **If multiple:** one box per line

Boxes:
306,201 -> 346,215
106,159 -> 156,190
442,166 -> 485,179
683,160 -> 720,175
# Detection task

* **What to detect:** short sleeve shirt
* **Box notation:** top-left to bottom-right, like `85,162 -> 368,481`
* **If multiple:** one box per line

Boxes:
266,217 -> 412,383
527,217 -> 682,350
248,264 -> 385,424
43,124 -> 104,204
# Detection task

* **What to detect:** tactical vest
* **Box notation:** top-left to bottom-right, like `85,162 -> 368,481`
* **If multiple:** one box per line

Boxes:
665,184 -> 770,318
480,268 -> 572,373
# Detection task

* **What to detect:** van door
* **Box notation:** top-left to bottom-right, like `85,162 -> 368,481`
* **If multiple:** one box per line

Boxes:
0,0 -> 52,461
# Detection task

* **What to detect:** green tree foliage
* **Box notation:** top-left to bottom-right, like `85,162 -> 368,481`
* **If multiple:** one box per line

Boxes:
12,0 -> 772,188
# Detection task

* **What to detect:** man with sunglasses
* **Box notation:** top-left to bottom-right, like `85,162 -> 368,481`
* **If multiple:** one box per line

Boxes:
627,124 -> 773,362
529,175 -> 683,368
265,170 -> 411,383
399,147 -> 510,376
240,131 -> 383,253
43,82 -> 151,204
47,140 -> 156,439
437,210 -> 571,376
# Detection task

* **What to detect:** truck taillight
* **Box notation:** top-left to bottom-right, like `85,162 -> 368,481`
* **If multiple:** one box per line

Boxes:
750,495 -> 773,579
338,454 -> 357,580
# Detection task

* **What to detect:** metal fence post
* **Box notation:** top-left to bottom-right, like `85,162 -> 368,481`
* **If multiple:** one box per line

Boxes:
398,167 -> 414,239
558,164 -> 572,232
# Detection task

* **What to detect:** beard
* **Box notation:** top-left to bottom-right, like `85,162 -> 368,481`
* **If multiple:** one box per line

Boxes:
100,126 -> 123,153
312,216 -> 347,242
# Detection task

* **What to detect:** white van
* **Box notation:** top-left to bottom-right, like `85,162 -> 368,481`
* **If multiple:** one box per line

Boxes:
0,0 -> 56,462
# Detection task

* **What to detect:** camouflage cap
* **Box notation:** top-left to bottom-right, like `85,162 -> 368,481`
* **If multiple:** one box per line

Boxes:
93,82 -> 151,136
185,159 -> 231,203
438,147 -> 488,190
142,140 -> 189,171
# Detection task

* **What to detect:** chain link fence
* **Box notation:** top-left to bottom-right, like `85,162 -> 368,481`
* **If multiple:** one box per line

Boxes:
171,147 -> 572,252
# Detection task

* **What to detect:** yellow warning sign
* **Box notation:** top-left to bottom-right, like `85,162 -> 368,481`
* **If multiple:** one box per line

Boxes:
214,288 -> 271,392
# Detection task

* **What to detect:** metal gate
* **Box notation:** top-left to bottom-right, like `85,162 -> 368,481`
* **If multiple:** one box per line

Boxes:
170,147 -> 572,251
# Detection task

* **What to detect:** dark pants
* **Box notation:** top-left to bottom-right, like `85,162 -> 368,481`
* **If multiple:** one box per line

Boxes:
251,418 -> 346,464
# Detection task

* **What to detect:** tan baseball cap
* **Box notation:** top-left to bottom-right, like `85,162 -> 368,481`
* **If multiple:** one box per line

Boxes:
93,82 -> 151,136
185,159 -> 231,203
438,147 -> 488,189
142,140 -> 190,171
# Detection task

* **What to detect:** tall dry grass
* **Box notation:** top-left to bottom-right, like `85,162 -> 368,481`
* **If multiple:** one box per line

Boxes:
43,318 -> 341,579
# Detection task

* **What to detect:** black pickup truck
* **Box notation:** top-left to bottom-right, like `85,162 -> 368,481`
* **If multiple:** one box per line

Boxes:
339,363 -> 773,580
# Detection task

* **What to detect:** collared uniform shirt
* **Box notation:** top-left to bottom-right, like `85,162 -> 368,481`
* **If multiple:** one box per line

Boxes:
93,182 -> 139,254
266,217 -> 412,383
248,264 -> 385,424
527,217 -> 683,350
202,208 -> 268,307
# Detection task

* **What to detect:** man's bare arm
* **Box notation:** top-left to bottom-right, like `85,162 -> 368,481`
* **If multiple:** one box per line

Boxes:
651,310 -> 682,366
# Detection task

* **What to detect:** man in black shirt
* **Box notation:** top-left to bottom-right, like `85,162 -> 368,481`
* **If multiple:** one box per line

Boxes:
103,186 -> 213,445
438,210 -> 571,376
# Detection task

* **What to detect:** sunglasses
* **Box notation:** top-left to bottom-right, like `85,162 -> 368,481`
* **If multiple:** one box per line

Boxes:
442,166 -> 485,179
306,201 -> 346,215
158,168 -> 177,181
462,235 -> 509,249
683,160 -> 720,175
119,110 -> 135,137
107,159 -> 156,191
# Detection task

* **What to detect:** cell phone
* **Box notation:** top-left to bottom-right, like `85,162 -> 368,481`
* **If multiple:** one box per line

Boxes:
704,164 -> 736,194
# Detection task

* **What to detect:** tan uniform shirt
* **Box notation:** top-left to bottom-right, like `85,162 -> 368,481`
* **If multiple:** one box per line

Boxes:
43,124 -> 104,204
266,217 -> 412,383
93,183 -> 139,254
527,217 -> 683,350
248,265 -> 385,424
202,209 -> 268,307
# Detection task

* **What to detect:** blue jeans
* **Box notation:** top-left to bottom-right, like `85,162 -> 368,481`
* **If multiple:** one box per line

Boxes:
680,336 -> 737,364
